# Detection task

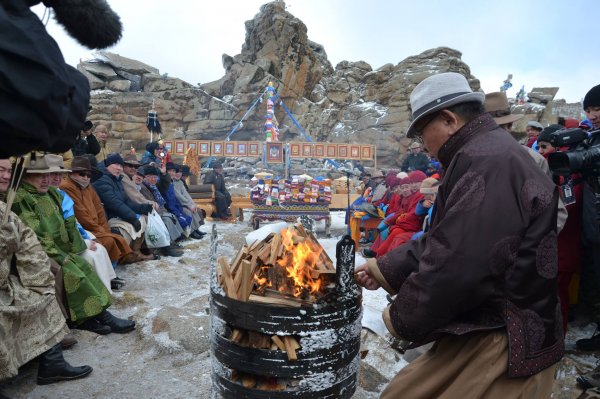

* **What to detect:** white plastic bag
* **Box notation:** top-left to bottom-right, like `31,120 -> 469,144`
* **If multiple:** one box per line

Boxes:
144,210 -> 170,248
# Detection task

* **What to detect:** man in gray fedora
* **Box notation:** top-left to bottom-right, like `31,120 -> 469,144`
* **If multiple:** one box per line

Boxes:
355,72 -> 562,397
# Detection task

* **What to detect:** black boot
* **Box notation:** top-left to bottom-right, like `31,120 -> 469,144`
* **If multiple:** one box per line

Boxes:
37,344 -> 93,385
576,328 -> 600,351
95,310 -> 136,333
72,318 -> 111,335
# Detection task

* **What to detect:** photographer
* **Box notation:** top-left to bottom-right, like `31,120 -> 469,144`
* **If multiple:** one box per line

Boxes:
72,120 -> 100,157
561,84 -> 600,352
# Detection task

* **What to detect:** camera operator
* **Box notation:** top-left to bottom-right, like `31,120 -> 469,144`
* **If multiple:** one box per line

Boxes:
551,84 -> 600,352
72,120 -> 101,157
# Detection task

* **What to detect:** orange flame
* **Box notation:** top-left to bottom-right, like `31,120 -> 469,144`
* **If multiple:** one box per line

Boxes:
276,228 -> 324,297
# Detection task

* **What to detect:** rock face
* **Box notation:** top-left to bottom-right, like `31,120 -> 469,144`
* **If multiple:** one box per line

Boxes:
83,1 -> 581,168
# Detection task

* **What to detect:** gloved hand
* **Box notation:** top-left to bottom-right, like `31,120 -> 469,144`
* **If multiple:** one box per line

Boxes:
142,203 -> 153,214
132,219 -> 142,232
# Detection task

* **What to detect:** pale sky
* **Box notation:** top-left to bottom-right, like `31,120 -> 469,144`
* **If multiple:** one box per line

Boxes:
34,0 -> 597,103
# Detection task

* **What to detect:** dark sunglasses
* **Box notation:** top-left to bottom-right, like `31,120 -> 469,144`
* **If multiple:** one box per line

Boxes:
77,172 -> 92,178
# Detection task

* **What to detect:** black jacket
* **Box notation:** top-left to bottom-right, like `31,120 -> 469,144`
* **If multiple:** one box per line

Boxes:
93,169 -> 151,224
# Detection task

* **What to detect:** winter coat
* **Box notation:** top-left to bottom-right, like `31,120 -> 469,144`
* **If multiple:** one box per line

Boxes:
369,113 -> 563,378
93,169 -> 152,224
60,176 -> 132,262
0,201 -> 68,379
401,153 -> 429,173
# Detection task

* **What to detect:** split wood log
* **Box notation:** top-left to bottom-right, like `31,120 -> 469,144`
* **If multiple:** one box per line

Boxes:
248,294 -> 302,308
271,335 -> 286,351
283,336 -> 298,361
218,257 -> 236,298
239,259 -> 253,302
230,328 -> 244,343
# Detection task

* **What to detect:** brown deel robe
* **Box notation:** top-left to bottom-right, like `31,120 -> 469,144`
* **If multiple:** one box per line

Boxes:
60,176 -> 132,262
369,114 -> 564,382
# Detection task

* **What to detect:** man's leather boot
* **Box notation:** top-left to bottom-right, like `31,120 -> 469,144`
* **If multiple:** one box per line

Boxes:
37,344 -> 93,385
95,310 -> 135,333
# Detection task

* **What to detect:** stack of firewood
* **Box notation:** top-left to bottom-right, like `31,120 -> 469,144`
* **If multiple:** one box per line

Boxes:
217,223 -> 335,307
228,329 -> 301,361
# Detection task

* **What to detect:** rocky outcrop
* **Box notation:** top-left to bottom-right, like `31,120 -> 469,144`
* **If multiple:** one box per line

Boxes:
83,1 -> 581,168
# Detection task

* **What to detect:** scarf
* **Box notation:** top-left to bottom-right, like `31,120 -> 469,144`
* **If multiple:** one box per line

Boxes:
143,181 -> 166,208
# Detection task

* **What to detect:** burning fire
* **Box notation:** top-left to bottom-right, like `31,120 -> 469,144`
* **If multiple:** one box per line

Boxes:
278,228 -> 323,297
253,227 -> 326,298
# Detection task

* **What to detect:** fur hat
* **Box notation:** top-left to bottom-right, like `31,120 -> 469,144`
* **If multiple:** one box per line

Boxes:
166,162 -> 180,172
406,72 -> 485,138
420,177 -> 440,194
484,92 -> 523,125
583,84 -> 600,110
142,165 -> 159,177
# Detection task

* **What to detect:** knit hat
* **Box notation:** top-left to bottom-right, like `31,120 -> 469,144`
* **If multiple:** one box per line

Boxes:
527,121 -> 544,131
583,84 -> 600,110
420,177 -> 440,194
104,153 -> 124,167
408,170 -> 427,184
580,119 -> 593,129
564,119 -> 579,129
537,124 -> 563,144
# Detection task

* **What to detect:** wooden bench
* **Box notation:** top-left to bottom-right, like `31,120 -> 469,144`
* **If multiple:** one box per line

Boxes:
190,184 -> 216,221
230,195 -> 254,222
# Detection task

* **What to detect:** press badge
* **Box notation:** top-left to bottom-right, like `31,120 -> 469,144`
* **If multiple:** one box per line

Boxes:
561,181 -> 576,205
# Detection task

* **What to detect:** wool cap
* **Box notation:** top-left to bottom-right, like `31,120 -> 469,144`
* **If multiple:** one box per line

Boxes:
583,84 -> 600,110
420,177 -> 441,194
527,121 -> 544,130
484,92 -> 523,125
537,124 -> 563,144
407,170 -> 427,184
406,72 -> 485,138
104,153 -> 124,167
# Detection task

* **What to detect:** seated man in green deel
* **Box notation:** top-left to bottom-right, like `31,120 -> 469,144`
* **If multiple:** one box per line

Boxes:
11,154 -> 135,335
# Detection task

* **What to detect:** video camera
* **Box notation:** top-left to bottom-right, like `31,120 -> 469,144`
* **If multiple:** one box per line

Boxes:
547,128 -> 600,176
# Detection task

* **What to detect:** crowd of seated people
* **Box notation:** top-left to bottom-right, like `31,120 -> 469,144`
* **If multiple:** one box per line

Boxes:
0,145 -> 212,387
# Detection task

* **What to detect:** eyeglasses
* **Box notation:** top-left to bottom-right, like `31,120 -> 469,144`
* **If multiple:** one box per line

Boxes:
78,172 -> 92,178
414,112 -> 439,138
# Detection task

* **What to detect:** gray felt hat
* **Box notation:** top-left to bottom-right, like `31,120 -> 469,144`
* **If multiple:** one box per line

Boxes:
406,72 -> 485,138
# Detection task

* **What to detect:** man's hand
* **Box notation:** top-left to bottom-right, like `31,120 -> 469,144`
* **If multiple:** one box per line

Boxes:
354,263 -> 381,290
152,201 -> 159,211
88,240 -> 97,251
422,199 -> 433,208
